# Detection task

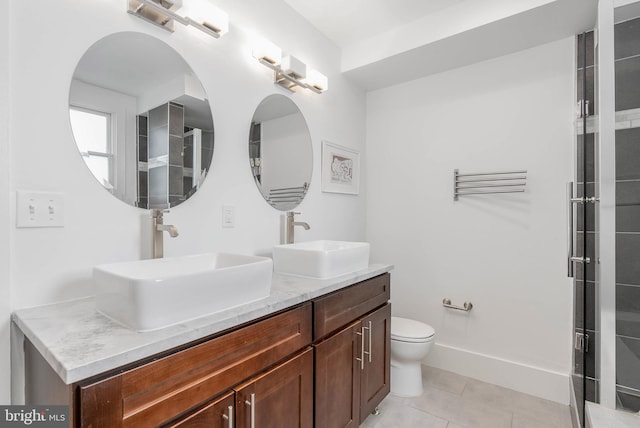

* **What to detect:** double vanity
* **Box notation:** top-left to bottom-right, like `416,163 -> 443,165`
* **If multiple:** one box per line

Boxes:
13,243 -> 392,428
14,25 -> 390,428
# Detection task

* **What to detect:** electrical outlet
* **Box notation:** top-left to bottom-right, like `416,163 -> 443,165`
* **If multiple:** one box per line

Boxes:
16,191 -> 65,228
222,205 -> 235,228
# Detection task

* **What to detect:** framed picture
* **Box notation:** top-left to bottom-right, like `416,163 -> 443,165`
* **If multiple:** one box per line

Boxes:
321,140 -> 360,194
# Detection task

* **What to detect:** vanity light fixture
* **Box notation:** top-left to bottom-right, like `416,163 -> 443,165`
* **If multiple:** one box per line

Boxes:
179,0 -> 229,38
127,0 -> 228,39
306,69 -> 329,93
127,0 -> 187,32
252,38 -> 282,66
253,39 -> 328,94
276,55 -> 308,92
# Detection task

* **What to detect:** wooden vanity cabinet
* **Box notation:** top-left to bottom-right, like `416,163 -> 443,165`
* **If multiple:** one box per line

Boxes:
26,273 -> 391,428
77,303 -> 312,428
313,273 -> 391,427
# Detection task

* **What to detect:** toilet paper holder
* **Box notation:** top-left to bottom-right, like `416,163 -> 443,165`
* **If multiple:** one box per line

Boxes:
442,298 -> 473,312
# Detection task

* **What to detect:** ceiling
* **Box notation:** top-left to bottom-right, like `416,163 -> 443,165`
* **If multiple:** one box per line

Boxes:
284,0 -> 598,90
283,0 -> 465,47
73,32 -> 214,130
73,32 -> 190,98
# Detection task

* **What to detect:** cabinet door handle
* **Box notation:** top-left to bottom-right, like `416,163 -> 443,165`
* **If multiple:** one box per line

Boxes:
355,328 -> 365,370
222,405 -> 234,428
364,321 -> 372,363
245,393 -> 255,428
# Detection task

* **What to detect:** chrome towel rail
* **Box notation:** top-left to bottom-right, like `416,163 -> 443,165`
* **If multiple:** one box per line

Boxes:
266,183 -> 309,206
442,298 -> 473,312
454,169 -> 527,201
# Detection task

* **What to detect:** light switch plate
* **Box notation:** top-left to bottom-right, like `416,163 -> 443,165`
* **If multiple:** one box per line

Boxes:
16,191 -> 65,228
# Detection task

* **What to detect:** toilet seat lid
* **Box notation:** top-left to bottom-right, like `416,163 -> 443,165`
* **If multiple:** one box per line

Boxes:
391,317 -> 435,341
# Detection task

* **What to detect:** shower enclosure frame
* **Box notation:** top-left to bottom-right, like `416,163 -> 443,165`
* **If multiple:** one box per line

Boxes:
595,0 -> 616,412
572,0 -> 640,422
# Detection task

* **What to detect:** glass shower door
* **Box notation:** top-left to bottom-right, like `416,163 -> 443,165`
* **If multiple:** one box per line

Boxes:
570,31 -> 598,428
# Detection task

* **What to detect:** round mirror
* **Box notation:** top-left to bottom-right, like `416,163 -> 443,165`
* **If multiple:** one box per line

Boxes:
69,32 -> 214,209
249,95 -> 312,211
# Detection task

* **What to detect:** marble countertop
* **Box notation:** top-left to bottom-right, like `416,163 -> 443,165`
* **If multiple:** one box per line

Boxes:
12,264 -> 392,385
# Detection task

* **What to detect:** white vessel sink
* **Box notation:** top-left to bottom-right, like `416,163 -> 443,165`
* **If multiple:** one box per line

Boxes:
94,253 -> 273,332
272,240 -> 370,279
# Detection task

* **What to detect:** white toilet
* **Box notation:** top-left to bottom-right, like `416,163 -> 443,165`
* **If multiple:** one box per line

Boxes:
390,316 -> 435,397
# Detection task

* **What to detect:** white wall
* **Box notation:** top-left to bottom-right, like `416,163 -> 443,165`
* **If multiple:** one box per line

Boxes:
366,38 -> 575,404
1,0 -> 11,405
5,0 -> 366,403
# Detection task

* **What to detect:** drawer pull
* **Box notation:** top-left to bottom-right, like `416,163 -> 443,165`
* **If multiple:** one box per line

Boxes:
222,405 -> 234,428
245,393 -> 255,428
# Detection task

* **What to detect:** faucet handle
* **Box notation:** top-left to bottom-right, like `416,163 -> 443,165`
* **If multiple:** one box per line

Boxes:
150,208 -> 170,218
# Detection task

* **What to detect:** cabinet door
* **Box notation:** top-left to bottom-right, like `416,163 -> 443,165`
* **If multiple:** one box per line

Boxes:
165,391 -> 234,428
235,347 -> 313,428
359,303 -> 391,423
315,321 -> 361,428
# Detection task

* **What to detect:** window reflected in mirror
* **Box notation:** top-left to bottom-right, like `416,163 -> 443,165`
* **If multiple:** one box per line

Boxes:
69,107 -> 113,190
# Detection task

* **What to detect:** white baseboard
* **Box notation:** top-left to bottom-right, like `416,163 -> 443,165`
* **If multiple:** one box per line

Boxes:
425,342 -> 570,405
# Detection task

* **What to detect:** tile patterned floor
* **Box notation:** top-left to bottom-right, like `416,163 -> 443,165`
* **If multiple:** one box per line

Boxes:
361,366 -> 573,428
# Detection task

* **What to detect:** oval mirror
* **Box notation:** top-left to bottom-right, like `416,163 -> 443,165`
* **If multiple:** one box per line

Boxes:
249,95 -> 312,211
69,32 -> 214,209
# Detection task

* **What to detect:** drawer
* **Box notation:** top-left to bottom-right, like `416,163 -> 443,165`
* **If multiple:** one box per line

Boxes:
313,273 -> 390,340
79,303 -> 312,428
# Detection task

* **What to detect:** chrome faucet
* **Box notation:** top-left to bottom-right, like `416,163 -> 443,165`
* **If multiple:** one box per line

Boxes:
151,209 -> 179,258
285,211 -> 310,244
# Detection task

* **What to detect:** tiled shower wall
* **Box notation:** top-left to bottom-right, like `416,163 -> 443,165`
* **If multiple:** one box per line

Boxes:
137,115 -> 148,209
614,16 -> 640,412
